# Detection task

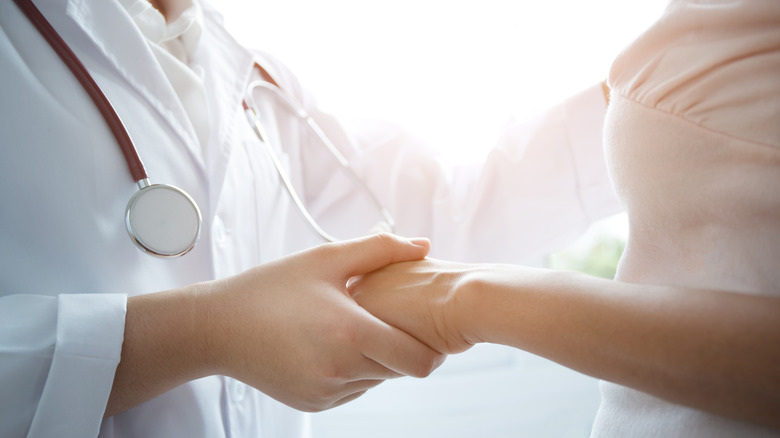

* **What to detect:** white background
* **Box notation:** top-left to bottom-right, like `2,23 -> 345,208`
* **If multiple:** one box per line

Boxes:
218,0 -> 667,162
215,1 -> 667,437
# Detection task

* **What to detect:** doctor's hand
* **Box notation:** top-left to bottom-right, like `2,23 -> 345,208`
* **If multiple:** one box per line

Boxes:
106,234 -> 444,417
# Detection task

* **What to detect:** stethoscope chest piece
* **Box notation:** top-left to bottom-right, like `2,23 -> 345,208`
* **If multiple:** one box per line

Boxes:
125,182 -> 202,258
16,0 -> 394,256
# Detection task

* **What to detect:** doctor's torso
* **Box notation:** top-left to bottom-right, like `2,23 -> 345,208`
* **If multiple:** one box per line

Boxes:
0,0 -> 322,436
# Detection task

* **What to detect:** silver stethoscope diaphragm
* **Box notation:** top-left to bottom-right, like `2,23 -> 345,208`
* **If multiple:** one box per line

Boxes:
14,0 -> 204,258
125,179 -> 202,258
16,0 -> 395,259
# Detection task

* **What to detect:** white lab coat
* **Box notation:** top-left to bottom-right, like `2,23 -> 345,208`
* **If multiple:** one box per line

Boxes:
0,0 -> 618,437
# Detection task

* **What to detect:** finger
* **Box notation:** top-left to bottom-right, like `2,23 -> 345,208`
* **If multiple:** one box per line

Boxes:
358,312 -> 446,378
349,354 -> 404,380
342,379 -> 383,394
328,379 -> 384,409
346,265 -> 397,298
407,237 -> 431,249
328,233 -> 430,279
331,390 -> 369,409
347,257 -> 428,298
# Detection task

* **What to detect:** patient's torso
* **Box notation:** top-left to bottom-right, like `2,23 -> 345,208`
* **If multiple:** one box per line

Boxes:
607,0 -> 780,295
592,0 -> 780,436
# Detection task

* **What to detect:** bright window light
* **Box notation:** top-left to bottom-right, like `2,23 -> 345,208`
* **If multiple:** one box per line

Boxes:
217,0 -> 667,162
212,2 -> 667,437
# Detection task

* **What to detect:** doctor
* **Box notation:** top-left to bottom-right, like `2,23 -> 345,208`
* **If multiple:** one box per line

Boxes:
0,0 -> 617,437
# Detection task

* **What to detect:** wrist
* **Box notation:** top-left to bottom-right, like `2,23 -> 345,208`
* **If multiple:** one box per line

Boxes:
135,285 -> 216,381
106,285 -> 215,416
190,274 -> 268,381
455,265 -> 564,348
181,282 -> 224,377
454,265 -> 505,347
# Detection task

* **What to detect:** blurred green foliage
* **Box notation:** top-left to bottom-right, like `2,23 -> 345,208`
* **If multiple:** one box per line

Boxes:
548,234 -> 626,280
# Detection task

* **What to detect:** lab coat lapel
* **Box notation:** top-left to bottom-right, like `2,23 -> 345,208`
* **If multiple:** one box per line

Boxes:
193,2 -> 255,218
60,0 -> 207,179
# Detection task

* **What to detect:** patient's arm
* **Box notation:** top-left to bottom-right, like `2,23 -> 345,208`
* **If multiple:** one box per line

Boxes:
349,259 -> 780,430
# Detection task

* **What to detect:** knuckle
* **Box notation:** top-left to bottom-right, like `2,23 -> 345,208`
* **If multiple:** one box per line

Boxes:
314,326 -> 361,381
331,319 -> 359,345
301,385 -> 338,412
412,362 -> 433,378
372,232 -> 398,251
409,354 -> 440,378
298,400 -> 326,413
316,359 -> 352,382
315,361 -> 340,380
313,241 -> 341,259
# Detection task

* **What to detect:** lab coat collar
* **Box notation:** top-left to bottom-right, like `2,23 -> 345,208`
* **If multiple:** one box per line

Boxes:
195,0 -> 256,123
117,0 -> 203,64
62,0 -> 207,178
63,0 -> 260,219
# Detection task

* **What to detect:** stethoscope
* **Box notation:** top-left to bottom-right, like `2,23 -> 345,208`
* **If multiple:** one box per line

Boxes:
14,0 -> 394,258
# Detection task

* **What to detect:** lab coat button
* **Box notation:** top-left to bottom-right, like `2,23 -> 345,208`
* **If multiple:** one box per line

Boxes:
212,217 -> 226,244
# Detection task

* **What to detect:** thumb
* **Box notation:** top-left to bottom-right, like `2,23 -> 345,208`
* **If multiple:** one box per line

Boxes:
333,233 -> 430,279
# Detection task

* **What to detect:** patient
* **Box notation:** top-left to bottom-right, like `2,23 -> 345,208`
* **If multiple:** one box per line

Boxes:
350,0 -> 780,436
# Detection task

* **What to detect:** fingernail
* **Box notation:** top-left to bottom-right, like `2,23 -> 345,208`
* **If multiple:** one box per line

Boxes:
409,237 -> 430,247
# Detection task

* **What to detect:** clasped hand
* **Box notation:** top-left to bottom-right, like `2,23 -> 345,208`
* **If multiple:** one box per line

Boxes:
109,234 -> 453,417
201,233 -> 446,412
349,258 -> 483,355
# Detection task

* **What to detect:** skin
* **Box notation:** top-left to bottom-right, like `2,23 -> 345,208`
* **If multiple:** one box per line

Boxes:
103,0 -> 444,417
148,0 -> 168,18
116,2 -> 779,430
350,81 -> 780,429
349,259 -> 780,430
105,234 -> 444,416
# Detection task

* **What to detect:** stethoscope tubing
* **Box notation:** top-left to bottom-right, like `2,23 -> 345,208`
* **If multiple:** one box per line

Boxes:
14,0 -> 202,258
13,0 -> 148,183
243,80 -> 395,242
14,0 -> 395,255
242,94 -> 338,242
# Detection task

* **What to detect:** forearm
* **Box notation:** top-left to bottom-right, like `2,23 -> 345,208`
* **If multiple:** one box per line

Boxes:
460,267 -> 780,428
105,284 -> 215,417
105,234 -> 440,416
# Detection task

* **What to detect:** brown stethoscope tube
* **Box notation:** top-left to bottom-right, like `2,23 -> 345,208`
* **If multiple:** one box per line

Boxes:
13,0 -> 148,183
13,0 -> 395,250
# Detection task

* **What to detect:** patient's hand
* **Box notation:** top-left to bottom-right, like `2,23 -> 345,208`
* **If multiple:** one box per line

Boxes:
349,258 -> 479,355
